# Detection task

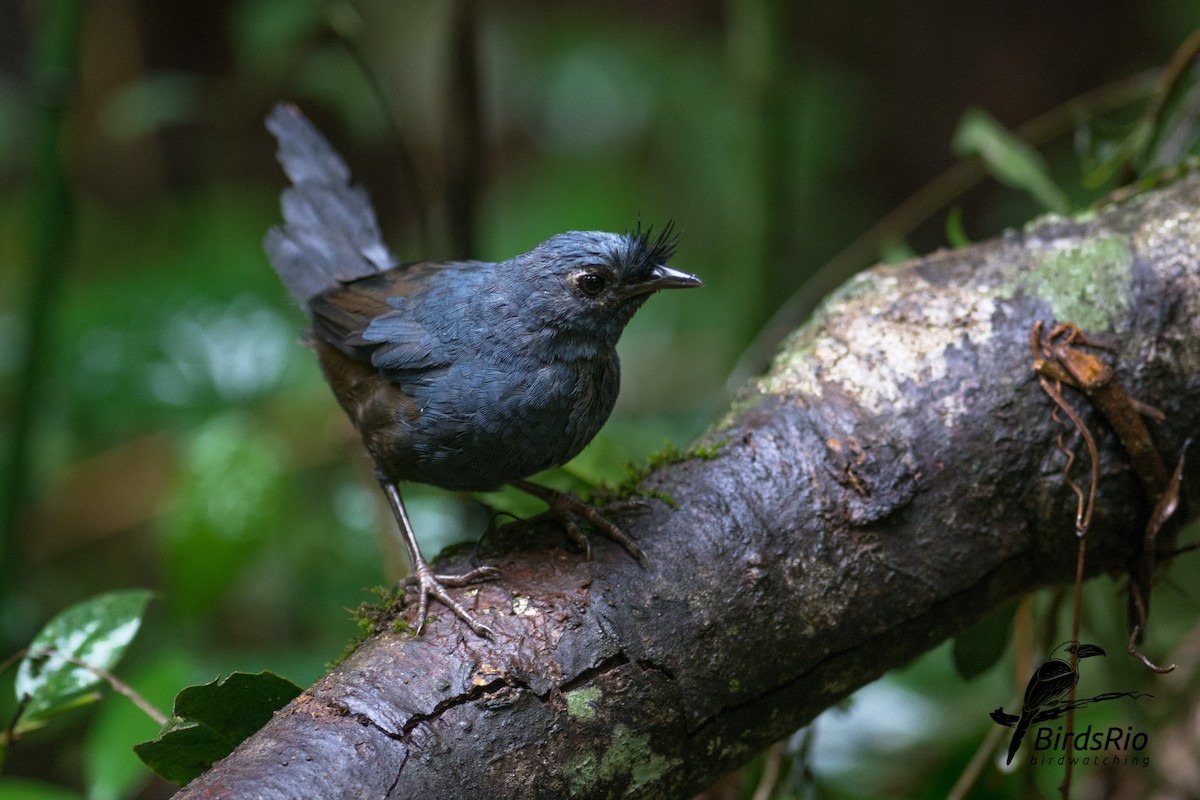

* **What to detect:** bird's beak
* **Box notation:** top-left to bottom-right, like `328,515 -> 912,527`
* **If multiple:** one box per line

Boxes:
649,264 -> 704,290
619,264 -> 703,298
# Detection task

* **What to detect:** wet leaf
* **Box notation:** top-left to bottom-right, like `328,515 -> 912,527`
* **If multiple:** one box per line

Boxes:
135,671 -> 302,785
15,590 -> 154,728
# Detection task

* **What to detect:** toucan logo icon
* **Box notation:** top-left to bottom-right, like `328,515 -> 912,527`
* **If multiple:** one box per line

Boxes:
993,642 -> 1107,765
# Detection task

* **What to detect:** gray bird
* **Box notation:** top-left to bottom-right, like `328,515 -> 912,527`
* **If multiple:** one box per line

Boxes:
263,104 -> 702,637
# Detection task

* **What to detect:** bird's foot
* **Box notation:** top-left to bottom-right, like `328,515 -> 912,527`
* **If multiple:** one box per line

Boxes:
378,478 -> 499,638
404,561 -> 500,639
512,480 -> 646,562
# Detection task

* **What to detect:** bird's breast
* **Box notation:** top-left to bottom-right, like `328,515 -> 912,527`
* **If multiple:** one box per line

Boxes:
384,350 -> 621,490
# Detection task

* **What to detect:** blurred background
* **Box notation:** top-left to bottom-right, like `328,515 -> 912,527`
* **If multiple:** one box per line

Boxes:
2,1 -> 1200,798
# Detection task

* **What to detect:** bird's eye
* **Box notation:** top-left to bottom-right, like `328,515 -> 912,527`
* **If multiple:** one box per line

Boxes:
575,271 -> 607,297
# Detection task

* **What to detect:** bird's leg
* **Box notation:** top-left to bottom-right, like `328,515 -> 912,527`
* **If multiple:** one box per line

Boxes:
511,480 -> 646,562
378,478 -> 498,638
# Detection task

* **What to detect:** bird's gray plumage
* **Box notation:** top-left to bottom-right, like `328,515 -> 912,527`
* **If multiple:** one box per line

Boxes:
263,101 -> 700,636
263,103 -> 695,492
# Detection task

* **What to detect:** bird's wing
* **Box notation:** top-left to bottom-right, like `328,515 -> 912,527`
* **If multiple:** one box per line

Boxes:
307,261 -> 479,373
1022,660 -> 1077,711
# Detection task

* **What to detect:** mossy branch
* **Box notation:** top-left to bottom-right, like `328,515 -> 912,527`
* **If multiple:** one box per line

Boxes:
177,174 -> 1200,799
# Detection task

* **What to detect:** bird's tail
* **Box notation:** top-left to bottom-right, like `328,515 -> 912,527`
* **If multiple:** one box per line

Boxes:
1006,714 -> 1032,765
263,103 -> 395,307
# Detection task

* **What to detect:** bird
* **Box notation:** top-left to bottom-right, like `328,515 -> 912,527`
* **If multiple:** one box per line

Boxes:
1005,641 -> 1106,764
263,103 -> 702,638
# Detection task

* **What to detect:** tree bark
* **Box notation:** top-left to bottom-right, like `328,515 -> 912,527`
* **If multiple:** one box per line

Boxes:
176,175 -> 1200,799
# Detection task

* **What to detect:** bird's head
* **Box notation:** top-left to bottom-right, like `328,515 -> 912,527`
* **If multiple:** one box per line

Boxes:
506,223 -> 701,347
1069,643 -> 1106,660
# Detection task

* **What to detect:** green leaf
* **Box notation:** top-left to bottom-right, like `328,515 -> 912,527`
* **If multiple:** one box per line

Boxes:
953,108 -> 1070,213
944,206 -> 970,248
14,590 -> 154,728
952,602 -> 1016,680
1078,119 -> 1149,189
135,671 -> 302,785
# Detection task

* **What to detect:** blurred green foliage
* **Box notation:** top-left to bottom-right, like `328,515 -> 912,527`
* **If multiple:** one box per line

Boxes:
1,0 -> 1199,798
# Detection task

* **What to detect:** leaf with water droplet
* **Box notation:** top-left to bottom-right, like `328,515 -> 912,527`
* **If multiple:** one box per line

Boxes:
15,590 -> 154,728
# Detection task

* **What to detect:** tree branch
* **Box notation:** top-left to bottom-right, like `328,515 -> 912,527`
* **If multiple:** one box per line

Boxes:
177,175 -> 1200,798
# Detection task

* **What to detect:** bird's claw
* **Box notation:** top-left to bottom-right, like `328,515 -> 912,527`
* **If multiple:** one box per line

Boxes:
563,500 -> 646,562
404,564 -> 501,588
513,481 -> 646,562
379,479 -> 498,638
598,496 -> 653,514
407,563 -> 499,639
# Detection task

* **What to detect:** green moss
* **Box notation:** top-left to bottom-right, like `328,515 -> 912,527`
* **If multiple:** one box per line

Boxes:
610,438 -> 729,506
391,618 -> 419,636
326,641 -> 358,672
1024,233 -> 1132,332
646,440 -> 686,468
563,724 -> 679,794
566,686 -> 602,720
326,585 -> 409,670
685,439 -> 728,461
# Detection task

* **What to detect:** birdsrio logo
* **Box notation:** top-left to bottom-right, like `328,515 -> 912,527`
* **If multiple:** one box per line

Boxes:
990,641 -> 1151,768
1026,725 -> 1150,767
